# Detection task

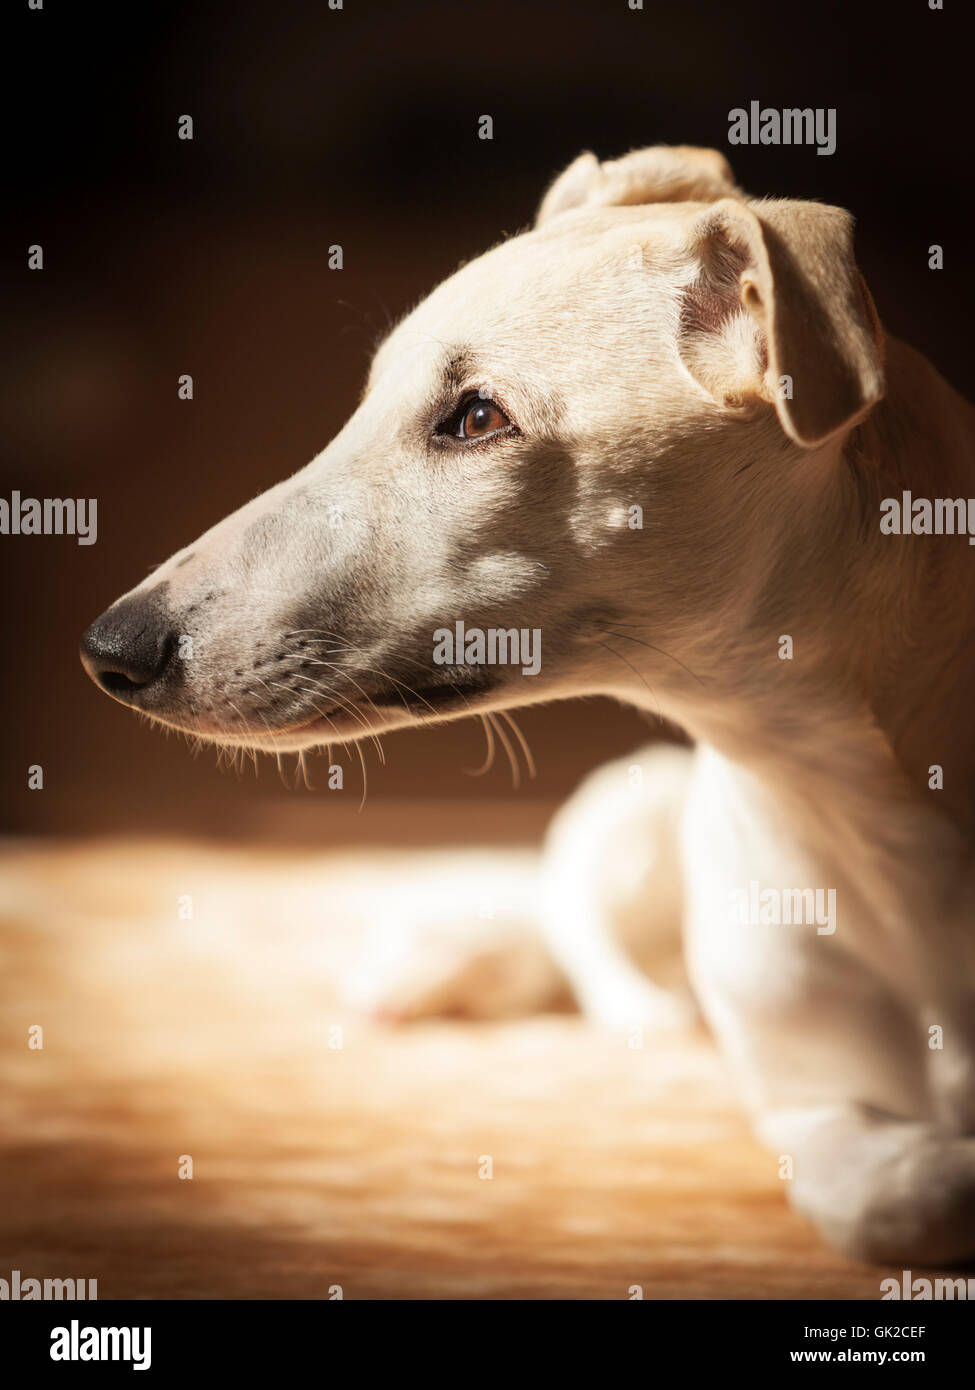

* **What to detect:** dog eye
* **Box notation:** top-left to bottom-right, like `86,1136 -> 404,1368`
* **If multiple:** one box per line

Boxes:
455,398 -> 510,440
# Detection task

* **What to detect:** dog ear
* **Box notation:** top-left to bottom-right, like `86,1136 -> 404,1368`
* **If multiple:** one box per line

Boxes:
679,197 -> 885,448
536,146 -> 738,226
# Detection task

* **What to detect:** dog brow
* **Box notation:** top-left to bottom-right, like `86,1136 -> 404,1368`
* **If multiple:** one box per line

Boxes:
363,340 -> 480,404
443,348 -> 479,390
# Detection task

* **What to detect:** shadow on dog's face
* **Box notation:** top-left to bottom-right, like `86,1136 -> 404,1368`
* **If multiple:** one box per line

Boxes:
80,149 -> 883,753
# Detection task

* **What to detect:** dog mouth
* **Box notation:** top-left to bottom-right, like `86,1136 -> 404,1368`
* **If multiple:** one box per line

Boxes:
255,673 -> 497,745
97,649 -> 501,750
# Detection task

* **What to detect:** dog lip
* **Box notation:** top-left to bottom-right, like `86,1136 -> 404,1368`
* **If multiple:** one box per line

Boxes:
272,674 -> 494,738
374,677 -> 493,711
279,706 -> 348,734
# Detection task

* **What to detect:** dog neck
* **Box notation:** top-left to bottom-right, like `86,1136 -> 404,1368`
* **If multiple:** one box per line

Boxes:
618,337 -> 975,845
845,337 -> 975,833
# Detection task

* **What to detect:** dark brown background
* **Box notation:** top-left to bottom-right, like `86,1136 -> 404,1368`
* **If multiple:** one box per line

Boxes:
2,0 -> 971,842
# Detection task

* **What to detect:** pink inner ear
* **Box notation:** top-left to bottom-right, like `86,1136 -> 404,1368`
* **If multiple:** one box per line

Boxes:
680,281 -> 738,336
677,231 -> 770,411
680,236 -> 751,336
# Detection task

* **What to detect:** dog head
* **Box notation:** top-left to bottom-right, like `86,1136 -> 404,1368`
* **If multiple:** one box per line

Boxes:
81,145 -> 884,751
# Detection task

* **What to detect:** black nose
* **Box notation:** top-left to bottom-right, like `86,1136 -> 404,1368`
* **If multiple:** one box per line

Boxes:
80,594 -> 177,701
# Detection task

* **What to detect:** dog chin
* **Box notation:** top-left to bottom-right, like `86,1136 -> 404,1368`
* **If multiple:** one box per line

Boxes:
260,699 -> 485,751
138,694 -> 479,754
131,672 -> 524,754
134,707 -> 373,753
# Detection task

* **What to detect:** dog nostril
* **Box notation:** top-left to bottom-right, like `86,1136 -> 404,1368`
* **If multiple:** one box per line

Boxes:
97,670 -> 146,697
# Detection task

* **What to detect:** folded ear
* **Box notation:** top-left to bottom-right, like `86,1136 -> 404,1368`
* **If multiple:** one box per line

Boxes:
536,145 -> 738,226
679,197 -> 885,448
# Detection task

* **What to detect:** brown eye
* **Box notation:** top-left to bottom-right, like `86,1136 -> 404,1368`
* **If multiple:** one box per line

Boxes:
456,398 -> 509,439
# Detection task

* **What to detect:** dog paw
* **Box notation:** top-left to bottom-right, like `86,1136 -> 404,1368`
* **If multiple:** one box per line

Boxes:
338,938 -> 476,1022
337,918 -> 555,1023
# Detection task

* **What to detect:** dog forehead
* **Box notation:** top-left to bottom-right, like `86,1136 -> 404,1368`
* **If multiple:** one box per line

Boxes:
423,205 -> 686,307
369,209 -> 686,388
399,232 -> 588,341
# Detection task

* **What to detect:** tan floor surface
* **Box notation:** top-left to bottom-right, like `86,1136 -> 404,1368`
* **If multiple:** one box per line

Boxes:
0,836 -> 885,1299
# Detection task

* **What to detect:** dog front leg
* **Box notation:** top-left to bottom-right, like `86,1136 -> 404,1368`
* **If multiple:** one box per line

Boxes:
681,744 -> 975,1264
760,1102 -> 975,1266
688,911 -> 975,1263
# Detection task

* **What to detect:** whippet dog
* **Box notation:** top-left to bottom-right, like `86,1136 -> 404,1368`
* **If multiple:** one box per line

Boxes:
81,146 -> 975,1267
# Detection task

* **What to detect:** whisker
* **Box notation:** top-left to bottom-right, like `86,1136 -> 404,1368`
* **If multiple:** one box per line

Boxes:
267,679 -> 343,757
285,659 -> 388,759
224,699 -> 260,776
270,678 -> 369,810
498,710 -> 536,781
353,737 -> 368,813
596,637 -> 662,719
488,711 -> 521,790
602,627 -> 705,687
296,749 -> 312,792
281,630 -> 484,764
286,672 -> 386,763
286,630 -> 447,680
249,676 -> 292,788
295,655 -> 442,723
465,713 -> 496,777
287,630 -> 482,724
